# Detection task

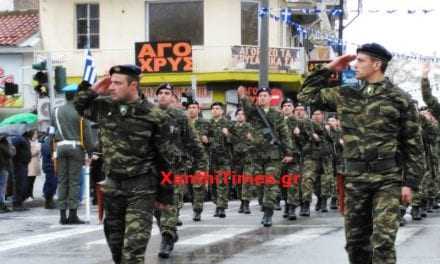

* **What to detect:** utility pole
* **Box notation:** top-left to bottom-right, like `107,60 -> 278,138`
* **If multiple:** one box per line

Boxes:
259,0 -> 269,88
338,0 -> 344,55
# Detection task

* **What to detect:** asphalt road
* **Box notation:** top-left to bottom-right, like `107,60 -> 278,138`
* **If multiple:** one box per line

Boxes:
1,197 -> 440,264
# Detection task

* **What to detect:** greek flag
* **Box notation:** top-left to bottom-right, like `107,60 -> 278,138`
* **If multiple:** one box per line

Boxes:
82,49 -> 97,84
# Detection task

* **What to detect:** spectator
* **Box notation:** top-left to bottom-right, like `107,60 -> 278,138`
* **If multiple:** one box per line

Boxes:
26,130 -> 41,200
0,134 -> 13,213
41,134 -> 57,209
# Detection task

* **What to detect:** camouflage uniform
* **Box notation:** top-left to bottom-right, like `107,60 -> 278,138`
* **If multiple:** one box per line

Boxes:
299,68 -> 423,264
188,117 -> 210,214
239,96 -> 294,213
207,117 -> 233,212
328,126 -> 344,208
230,121 -> 256,206
157,107 -> 207,242
74,89 -> 175,264
299,118 -> 323,214
316,125 -> 336,211
281,116 -> 302,211
421,78 -> 440,209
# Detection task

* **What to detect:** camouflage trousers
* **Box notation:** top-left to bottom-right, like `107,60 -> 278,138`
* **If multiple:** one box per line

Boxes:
319,157 -> 335,198
301,157 -> 320,202
252,159 -> 281,210
210,163 -> 230,209
413,170 -> 430,207
232,158 -> 256,202
103,182 -> 156,264
280,163 -> 301,207
344,179 -> 401,264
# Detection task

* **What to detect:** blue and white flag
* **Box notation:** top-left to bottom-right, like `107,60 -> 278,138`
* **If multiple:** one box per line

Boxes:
82,49 -> 97,84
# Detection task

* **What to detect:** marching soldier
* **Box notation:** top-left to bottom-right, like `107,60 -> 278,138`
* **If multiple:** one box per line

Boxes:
186,101 -> 210,221
230,108 -> 255,214
154,83 -> 207,258
280,98 -> 301,220
208,102 -> 233,218
74,65 -> 176,264
298,43 -> 424,264
327,116 -> 344,210
237,86 -> 294,227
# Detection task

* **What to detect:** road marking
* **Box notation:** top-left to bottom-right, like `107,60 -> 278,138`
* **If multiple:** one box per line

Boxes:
396,227 -> 423,246
264,227 -> 337,246
179,227 -> 254,246
86,226 -> 161,246
0,225 -> 102,252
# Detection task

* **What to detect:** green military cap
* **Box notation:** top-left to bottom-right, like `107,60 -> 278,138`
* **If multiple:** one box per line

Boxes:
109,64 -> 141,77
357,43 -> 393,62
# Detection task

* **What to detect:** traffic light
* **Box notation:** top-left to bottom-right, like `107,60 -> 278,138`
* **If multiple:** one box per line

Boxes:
54,66 -> 66,92
4,82 -> 18,95
33,71 -> 48,97
32,61 -> 47,71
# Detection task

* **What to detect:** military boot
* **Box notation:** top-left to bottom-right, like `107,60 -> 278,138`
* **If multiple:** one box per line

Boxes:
213,207 -> 219,217
300,201 -> 310,217
412,206 -> 422,220
427,199 -> 434,213
59,209 -> 68,225
330,197 -> 338,210
193,209 -> 202,222
238,200 -> 244,213
315,196 -> 322,211
0,202 -> 11,213
274,197 -> 282,211
288,205 -> 297,220
67,209 -> 85,224
45,197 -> 57,209
176,209 -> 183,226
283,204 -> 289,218
321,197 -> 329,213
261,207 -> 274,227
158,233 -> 175,259
218,207 -> 226,218
433,198 -> 440,209
243,200 -> 251,214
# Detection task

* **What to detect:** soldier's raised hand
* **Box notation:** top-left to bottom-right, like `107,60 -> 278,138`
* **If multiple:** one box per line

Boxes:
237,85 -> 247,98
421,63 -> 431,79
92,76 -> 111,95
326,54 -> 356,73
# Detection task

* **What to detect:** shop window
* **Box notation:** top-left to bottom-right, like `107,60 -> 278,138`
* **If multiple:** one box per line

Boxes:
76,3 -> 100,49
148,1 -> 204,45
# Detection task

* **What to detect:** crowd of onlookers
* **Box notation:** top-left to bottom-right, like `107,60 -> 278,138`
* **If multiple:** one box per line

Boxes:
0,129 -> 58,213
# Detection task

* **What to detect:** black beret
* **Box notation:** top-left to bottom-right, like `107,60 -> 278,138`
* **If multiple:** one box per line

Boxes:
235,108 -> 244,116
156,83 -> 174,95
109,64 -> 141,77
211,102 -> 224,109
256,87 -> 271,96
185,100 -> 199,109
356,43 -> 393,62
419,106 -> 428,111
295,102 -> 305,108
281,97 -> 294,108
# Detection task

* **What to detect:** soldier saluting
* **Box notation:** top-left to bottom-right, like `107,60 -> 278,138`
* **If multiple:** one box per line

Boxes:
74,65 -> 175,264
298,43 -> 424,264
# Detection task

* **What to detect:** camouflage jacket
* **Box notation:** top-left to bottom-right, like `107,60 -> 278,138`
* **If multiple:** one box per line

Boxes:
207,117 -> 233,165
296,118 -> 324,159
298,68 -> 424,190
240,96 -> 294,160
422,78 -> 440,121
230,121 -> 255,157
328,127 -> 344,163
73,88 -> 176,203
163,107 -> 208,172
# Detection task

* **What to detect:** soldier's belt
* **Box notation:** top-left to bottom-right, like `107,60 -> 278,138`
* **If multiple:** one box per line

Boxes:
345,158 -> 396,173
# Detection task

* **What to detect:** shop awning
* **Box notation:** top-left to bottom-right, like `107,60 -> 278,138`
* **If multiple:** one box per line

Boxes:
68,71 -> 303,90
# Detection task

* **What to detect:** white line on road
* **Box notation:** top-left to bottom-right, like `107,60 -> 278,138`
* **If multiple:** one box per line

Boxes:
396,227 -> 423,246
264,227 -> 337,247
178,227 -> 254,246
0,225 -> 102,252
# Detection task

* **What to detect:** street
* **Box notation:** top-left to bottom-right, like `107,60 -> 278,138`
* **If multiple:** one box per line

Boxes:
1,197 -> 440,264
